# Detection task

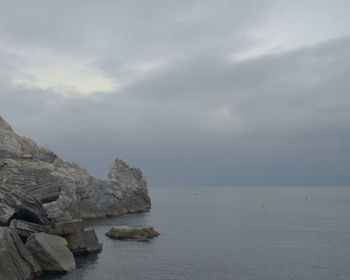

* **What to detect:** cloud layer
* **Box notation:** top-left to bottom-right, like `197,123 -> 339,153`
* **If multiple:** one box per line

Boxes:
1,0 -> 349,186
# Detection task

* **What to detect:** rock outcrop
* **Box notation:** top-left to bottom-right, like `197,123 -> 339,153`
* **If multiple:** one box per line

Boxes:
0,116 -> 151,219
105,226 -> 160,240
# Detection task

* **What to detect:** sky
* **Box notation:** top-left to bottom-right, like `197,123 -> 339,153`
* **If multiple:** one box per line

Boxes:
0,0 -> 349,187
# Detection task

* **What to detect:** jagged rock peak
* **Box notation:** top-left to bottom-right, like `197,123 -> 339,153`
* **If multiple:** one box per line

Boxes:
108,159 -> 141,180
108,158 -> 145,187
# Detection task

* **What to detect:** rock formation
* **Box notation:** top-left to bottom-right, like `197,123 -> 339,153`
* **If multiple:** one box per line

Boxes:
52,219 -> 102,255
0,116 -> 153,278
0,184 -> 101,276
0,116 -> 151,219
105,226 -> 160,240
0,183 -> 105,278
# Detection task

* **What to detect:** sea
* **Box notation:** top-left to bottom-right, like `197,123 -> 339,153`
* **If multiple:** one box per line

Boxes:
42,187 -> 350,280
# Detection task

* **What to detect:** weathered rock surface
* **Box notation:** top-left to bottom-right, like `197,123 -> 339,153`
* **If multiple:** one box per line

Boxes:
23,183 -> 60,204
25,232 -> 76,273
52,220 -> 85,236
105,226 -> 160,240
0,116 -> 151,219
44,204 -> 72,223
10,219 -> 52,239
65,229 -> 102,255
0,227 -> 41,280
0,185 -> 49,226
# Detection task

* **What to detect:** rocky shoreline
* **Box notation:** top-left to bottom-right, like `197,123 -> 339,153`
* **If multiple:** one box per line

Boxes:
0,116 -> 152,279
0,116 -> 151,219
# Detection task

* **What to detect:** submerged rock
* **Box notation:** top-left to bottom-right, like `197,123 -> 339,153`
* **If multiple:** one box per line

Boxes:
25,232 -> 76,273
105,226 -> 160,240
0,227 -> 42,280
0,115 -> 151,219
0,185 -> 49,226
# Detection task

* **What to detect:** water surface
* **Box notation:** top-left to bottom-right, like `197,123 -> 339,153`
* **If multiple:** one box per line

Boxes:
42,187 -> 350,280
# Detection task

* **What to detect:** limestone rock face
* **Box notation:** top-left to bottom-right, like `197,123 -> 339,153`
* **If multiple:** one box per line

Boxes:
0,116 -> 151,219
25,232 -> 76,272
0,227 -> 42,280
105,226 -> 160,240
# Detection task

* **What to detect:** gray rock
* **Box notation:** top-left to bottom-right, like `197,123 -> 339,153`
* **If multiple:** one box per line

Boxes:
105,226 -> 160,240
0,227 -> 42,280
107,159 -> 151,213
25,232 -> 76,272
23,183 -> 60,204
65,229 -> 102,255
44,204 -> 72,223
10,219 -> 53,239
0,115 -> 151,219
52,220 -> 85,236
0,185 -> 49,226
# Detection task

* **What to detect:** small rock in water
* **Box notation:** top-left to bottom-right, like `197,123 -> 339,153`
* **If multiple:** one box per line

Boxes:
105,226 -> 160,241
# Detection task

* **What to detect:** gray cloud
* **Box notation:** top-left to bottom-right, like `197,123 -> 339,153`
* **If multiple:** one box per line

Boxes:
0,0 -> 349,187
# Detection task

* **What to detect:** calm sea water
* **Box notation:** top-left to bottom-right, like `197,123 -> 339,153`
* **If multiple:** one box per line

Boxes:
42,187 -> 350,280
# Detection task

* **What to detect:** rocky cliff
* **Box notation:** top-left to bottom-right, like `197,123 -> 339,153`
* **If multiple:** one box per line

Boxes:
0,116 -> 151,219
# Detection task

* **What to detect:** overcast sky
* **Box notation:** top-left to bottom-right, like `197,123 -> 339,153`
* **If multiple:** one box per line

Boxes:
1,0 -> 349,187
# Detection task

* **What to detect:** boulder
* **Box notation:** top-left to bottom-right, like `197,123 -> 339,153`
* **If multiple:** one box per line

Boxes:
0,185 -> 49,226
65,229 -> 102,255
52,219 -> 85,236
23,183 -> 60,204
25,232 -> 75,273
9,219 -> 52,239
0,227 -> 41,280
105,226 -> 160,240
